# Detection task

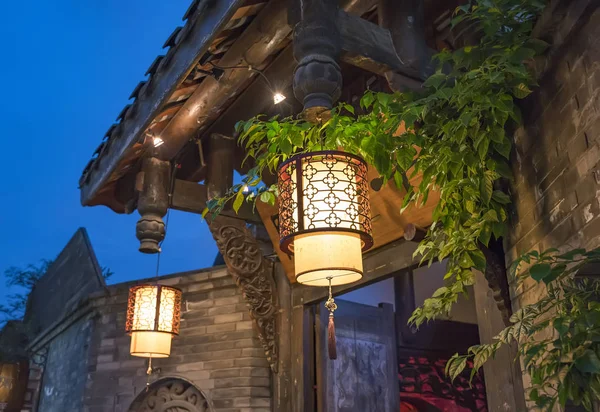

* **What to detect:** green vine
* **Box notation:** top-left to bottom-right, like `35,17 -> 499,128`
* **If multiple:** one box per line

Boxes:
206,0 -> 600,407
213,0 -> 547,322
447,248 -> 600,410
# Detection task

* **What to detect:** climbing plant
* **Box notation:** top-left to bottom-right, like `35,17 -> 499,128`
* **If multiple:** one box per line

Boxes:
446,247 -> 600,410
210,0 -> 547,323
208,0 -> 600,408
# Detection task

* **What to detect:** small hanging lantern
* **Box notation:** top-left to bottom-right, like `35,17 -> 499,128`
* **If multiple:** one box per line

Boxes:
126,285 -> 182,358
278,151 -> 373,358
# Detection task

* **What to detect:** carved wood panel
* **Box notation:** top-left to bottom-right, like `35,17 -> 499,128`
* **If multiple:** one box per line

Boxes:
207,215 -> 279,372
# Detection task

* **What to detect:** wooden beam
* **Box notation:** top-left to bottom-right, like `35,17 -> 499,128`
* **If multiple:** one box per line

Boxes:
80,0 -> 245,206
338,10 -> 420,79
171,179 -> 262,223
403,223 -> 426,242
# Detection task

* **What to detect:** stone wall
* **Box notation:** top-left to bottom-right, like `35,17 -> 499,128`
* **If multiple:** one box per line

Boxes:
84,266 -> 271,412
506,0 -> 600,399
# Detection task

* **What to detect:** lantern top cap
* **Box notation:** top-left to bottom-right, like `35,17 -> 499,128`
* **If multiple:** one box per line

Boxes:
128,284 -> 182,293
277,150 -> 368,171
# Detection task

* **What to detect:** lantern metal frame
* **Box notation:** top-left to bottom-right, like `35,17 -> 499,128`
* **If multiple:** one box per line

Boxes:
125,284 -> 182,336
277,150 -> 373,256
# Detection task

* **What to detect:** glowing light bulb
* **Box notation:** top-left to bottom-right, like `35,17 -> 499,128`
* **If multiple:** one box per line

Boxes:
273,93 -> 286,105
153,137 -> 164,147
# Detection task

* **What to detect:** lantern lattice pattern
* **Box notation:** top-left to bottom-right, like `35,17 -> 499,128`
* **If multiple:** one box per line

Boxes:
278,151 -> 373,286
126,285 -> 182,358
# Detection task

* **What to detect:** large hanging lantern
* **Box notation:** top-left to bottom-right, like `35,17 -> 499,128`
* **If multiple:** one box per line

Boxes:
278,151 -> 373,284
278,151 -> 373,359
126,285 -> 182,358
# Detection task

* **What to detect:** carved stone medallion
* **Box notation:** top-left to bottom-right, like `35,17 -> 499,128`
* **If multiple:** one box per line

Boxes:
131,380 -> 210,412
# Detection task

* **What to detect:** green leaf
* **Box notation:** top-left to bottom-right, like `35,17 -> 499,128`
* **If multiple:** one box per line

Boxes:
544,264 -> 566,284
480,173 -> 493,205
446,356 -> 467,381
575,350 -> 600,373
360,92 -> 375,109
470,250 -> 487,272
280,137 -> 293,155
513,83 -> 533,99
393,171 -> 404,190
483,209 -> 499,222
557,248 -> 586,260
493,139 -> 512,159
233,190 -> 245,213
529,263 -> 552,282
492,190 -> 511,204
459,253 -> 475,268
343,103 -> 355,115
553,318 -> 570,337
424,73 -> 447,90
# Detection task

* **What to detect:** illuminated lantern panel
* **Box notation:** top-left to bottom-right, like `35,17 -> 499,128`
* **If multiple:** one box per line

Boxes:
126,285 -> 182,358
278,151 -> 373,286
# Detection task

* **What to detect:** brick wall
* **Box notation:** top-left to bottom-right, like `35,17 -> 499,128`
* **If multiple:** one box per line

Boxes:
37,318 -> 94,411
506,0 -> 600,397
84,266 -> 271,412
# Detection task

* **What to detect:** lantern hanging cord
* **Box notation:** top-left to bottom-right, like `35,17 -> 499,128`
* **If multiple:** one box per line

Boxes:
325,277 -> 338,360
324,277 -> 337,315
208,62 -> 276,92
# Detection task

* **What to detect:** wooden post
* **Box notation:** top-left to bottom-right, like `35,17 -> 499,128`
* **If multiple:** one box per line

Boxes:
273,263 -> 293,412
205,134 -> 234,200
473,270 -> 526,411
292,0 -> 342,121
136,157 -> 170,254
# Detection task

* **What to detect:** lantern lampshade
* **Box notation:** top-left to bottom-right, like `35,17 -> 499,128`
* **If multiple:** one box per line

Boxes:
126,285 -> 182,358
278,151 -> 373,286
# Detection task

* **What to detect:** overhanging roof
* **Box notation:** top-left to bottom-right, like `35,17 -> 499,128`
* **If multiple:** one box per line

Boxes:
78,0 -> 458,213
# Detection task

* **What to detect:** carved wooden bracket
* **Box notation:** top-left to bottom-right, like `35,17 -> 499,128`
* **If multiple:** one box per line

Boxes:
479,242 -> 512,326
207,215 -> 279,373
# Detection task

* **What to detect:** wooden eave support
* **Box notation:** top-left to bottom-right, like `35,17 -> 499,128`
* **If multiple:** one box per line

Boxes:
207,214 -> 279,372
337,10 -> 421,80
171,179 -> 262,223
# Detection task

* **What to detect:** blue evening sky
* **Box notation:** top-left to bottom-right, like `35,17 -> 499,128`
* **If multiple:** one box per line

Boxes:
0,1 -> 218,300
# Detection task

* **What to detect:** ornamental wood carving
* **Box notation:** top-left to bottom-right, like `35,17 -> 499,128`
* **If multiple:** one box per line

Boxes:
207,215 -> 279,372
480,241 -> 512,326
130,379 -> 210,412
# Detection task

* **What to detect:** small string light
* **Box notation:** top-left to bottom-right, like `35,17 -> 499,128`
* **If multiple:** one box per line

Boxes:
153,136 -> 164,147
273,92 -> 286,105
209,62 -> 286,106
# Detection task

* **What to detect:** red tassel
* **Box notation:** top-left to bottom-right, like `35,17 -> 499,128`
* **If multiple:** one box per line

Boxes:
328,313 -> 337,360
